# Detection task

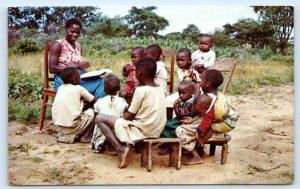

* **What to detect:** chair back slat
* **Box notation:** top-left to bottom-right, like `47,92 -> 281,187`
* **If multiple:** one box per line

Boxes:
162,50 -> 175,94
210,58 -> 237,94
44,44 -> 51,89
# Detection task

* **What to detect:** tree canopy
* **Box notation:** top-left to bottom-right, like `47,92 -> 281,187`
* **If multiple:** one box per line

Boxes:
125,6 -> 169,37
253,6 -> 294,55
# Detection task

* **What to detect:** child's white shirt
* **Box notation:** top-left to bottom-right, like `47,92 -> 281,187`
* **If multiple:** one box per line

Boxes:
94,95 -> 128,117
52,84 -> 94,127
191,49 -> 216,68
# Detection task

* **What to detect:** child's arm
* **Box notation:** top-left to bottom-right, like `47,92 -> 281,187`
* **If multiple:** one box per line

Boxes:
124,111 -> 136,121
173,99 -> 182,117
83,97 -> 96,111
197,107 -> 214,134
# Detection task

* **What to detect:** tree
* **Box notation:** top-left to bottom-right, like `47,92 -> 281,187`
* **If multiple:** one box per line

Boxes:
182,24 -> 200,42
8,7 -> 101,34
125,6 -> 169,37
213,29 -> 239,48
223,18 -> 275,49
253,6 -> 294,55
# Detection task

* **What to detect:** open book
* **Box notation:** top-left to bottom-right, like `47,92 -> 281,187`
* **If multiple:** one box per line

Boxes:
80,69 -> 113,79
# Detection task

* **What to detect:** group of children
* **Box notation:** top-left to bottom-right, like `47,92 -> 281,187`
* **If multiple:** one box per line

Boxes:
51,34 -> 238,168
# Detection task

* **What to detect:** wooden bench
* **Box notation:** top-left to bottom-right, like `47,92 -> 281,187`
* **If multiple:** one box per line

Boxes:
140,138 -> 185,172
204,134 -> 231,164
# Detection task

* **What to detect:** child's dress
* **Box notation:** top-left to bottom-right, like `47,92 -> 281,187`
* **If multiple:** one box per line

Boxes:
161,97 -> 194,138
121,63 -> 139,99
191,49 -> 216,69
91,95 -> 128,152
154,60 -> 168,95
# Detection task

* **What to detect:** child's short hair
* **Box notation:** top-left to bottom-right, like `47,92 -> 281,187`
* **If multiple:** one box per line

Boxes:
61,67 -> 79,84
146,44 -> 162,57
199,34 -> 213,43
104,74 -> 120,95
136,57 -> 157,78
179,80 -> 195,93
132,46 -> 145,56
204,69 -> 224,88
177,48 -> 191,58
65,18 -> 82,29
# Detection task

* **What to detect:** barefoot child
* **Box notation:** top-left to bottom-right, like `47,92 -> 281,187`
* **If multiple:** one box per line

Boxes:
95,57 -> 166,168
175,94 -> 215,165
52,67 -> 96,143
119,46 -> 145,105
91,74 -> 128,153
145,44 -> 168,95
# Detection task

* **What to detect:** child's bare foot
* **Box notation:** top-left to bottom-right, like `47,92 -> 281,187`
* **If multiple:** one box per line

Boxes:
118,146 -> 130,168
182,156 -> 204,165
198,148 -> 209,158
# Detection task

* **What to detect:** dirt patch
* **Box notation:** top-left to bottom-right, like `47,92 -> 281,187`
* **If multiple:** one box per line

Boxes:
8,84 -> 294,185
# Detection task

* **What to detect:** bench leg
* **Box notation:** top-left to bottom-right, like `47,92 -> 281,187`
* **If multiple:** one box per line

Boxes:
209,144 -> 216,156
39,95 -> 48,131
141,142 -> 147,167
147,142 -> 152,172
169,143 -> 181,170
221,143 -> 228,164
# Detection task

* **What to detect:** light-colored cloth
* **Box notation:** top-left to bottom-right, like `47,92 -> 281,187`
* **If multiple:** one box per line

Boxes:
175,93 -> 215,151
52,84 -> 94,127
155,60 -> 168,95
177,68 -> 201,83
191,49 -> 216,69
211,92 -> 239,133
56,38 -> 82,67
114,86 -> 167,143
56,108 -> 94,143
92,95 -> 128,151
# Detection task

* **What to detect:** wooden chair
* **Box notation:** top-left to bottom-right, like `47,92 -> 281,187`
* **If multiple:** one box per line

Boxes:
39,43 -> 57,130
204,58 -> 237,164
162,50 -> 175,94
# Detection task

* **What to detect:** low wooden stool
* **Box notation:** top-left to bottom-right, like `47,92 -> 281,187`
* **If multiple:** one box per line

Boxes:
205,134 -> 231,164
140,138 -> 185,172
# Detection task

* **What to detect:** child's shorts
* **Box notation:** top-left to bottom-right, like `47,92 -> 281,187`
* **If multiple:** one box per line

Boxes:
56,108 -> 95,143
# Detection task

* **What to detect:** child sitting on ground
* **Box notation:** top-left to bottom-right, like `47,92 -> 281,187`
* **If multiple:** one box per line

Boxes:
145,44 -> 168,95
161,80 -> 195,139
95,57 -> 167,169
119,46 -> 145,105
52,67 -> 96,143
91,74 -> 128,153
192,34 -> 216,74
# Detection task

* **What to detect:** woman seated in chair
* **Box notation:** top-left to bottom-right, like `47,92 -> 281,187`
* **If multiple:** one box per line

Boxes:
49,18 -> 105,99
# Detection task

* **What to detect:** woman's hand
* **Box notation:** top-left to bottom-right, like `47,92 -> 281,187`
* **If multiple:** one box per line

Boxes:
76,61 -> 91,71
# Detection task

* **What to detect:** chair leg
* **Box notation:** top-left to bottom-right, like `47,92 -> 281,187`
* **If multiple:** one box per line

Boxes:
147,142 -> 152,172
209,144 -> 216,156
168,142 -> 181,170
221,143 -> 228,164
39,95 -> 48,130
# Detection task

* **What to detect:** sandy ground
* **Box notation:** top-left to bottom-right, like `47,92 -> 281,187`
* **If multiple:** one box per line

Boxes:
8,84 -> 294,185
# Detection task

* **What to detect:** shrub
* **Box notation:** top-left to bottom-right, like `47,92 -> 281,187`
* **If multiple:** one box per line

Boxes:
13,38 -> 42,55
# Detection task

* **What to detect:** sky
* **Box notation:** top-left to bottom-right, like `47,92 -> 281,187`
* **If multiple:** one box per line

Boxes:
99,5 -> 258,35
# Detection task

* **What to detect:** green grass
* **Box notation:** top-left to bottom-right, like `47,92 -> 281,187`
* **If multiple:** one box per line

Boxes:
8,47 -> 294,121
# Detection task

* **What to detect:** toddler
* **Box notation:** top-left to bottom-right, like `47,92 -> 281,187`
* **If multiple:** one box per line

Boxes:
119,46 -> 145,104
192,34 -> 216,74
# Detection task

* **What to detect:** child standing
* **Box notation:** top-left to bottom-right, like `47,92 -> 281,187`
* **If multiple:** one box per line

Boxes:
192,34 -> 216,74
91,74 -> 128,153
52,67 -> 96,143
95,57 -> 167,169
145,44 -> 168,95
119,46 -> 145,104
161,80 -> 195,138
